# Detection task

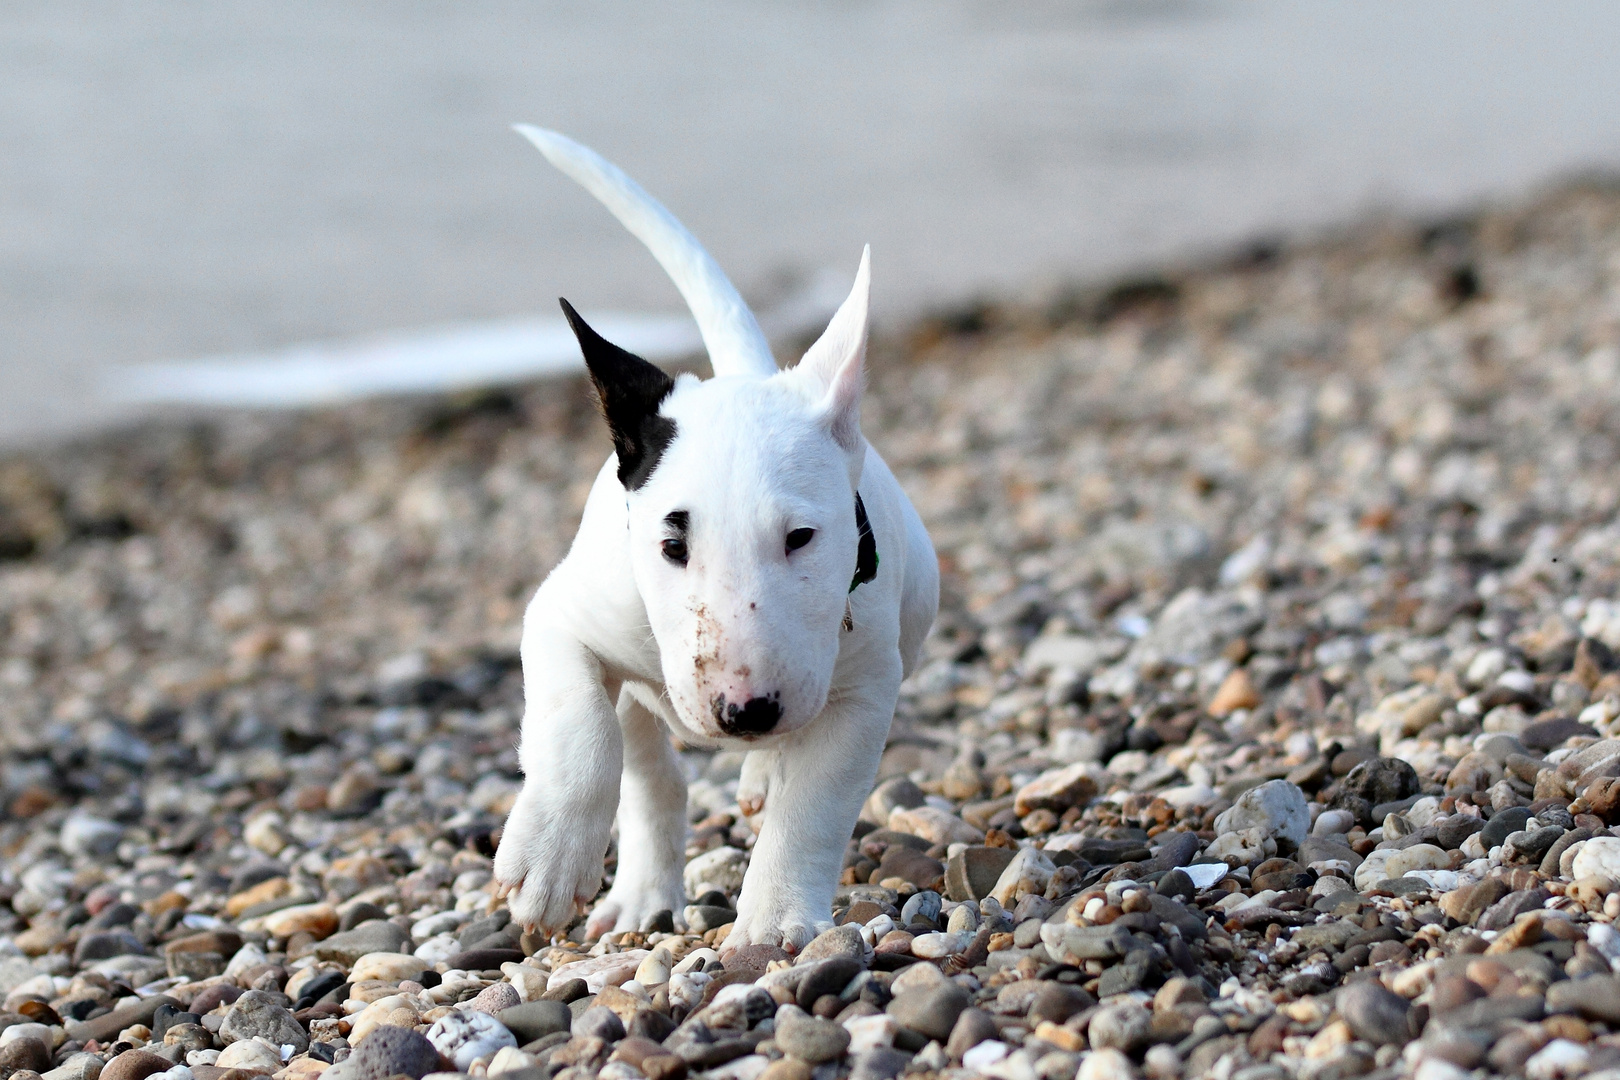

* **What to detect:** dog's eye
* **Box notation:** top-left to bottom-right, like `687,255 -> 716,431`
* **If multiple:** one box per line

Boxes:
785,528 -> 815,553
661,537 -> 689,566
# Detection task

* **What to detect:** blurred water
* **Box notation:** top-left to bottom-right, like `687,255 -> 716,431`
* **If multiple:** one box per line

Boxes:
4,1 -> 1620,443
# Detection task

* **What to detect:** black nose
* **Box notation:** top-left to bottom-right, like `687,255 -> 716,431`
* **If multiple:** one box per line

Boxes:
714,694 -> 781,736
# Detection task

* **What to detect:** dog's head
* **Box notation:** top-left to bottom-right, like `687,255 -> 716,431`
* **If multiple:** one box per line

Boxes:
564,251 -> 873,742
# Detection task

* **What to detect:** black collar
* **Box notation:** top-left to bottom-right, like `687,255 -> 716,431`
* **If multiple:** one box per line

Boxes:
850,493 -> 878,593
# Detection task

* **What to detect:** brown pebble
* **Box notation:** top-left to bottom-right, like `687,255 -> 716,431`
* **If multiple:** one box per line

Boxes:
1489,974 -> 1526,999
100,1050 -> 177,1080
1464,958 -> 1510,991
1208,668 -> 1261,717
642,1055 -> 688,1080
1542,1014 -> 1592,1042
1429,974 -> 1486,1015
1248,1014 -> 1289,1058
1368,940 -> 1412,965
611,1036 -> 669,1069
0,1038 -> 50,1075
759,1060 -> 812,1080
1485,914 -> 1542,952
543,978 -> 590,1003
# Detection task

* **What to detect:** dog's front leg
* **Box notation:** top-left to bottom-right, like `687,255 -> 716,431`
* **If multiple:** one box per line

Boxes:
585,688 -> 690,938
494,625 -> 623,937
725,673 -> 899,953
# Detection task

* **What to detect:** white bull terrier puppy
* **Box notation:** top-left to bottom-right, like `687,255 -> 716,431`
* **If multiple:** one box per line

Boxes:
492,127 -> 939,952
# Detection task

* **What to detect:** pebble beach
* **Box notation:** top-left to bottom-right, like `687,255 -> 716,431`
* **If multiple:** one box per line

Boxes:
6,181 -> 1620,1080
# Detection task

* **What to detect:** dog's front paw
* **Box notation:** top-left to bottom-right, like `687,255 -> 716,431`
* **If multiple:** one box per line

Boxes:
721,901 -> 833,957
584,875 -> 688,940
494,797 -> 611,937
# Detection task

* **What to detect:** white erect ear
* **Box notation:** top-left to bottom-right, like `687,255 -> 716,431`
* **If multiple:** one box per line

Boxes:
797,247 -> 870,453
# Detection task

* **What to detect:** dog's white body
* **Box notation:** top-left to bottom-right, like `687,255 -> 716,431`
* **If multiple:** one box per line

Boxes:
493,128 -> 938,952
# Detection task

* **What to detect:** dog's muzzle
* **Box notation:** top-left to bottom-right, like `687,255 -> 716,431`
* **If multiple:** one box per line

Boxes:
713,693 -> 782,736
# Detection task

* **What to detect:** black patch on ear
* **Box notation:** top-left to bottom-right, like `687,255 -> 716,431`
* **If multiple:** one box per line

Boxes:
851,492 -> 878,592
561,298 -> 678,490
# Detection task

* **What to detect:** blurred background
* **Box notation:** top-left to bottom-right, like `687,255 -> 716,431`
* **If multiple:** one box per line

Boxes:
6,0 -> 1620,445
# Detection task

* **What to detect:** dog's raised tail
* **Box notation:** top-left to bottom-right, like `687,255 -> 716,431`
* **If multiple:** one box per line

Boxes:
515,125 -> 776,380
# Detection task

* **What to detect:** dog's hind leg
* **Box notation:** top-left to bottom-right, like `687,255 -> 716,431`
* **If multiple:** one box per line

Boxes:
724,663 -> 901,954
585,686 -> 690,939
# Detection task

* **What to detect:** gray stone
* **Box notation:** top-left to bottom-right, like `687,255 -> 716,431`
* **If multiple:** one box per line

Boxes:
1088,1002 -> 1151,1053
1142,831 -> 1202,873
944,847 -> 1016,902
1028,983 -> 1093,1026
1050,924 -> 1132,963
1481,807 -> 1533,848
900,891 -> 942,926
886,981 -> 970,1042
0,1036 -> 51,1075
1435,815 -> 1484,850
849,1047 -> 912,1080
795,957 -> 864,1010
1539,827 -> 1592,876
1147,894 -> 1206,941
572,1006 -> 625,1042
1502,826 -> 1563,864
1420,1025 -> 1492,1069
1213,780 -> 1310,849
1546,974 -> 1620,1023
0,959 -> 40,997
1096,948 -> 1156,997
774,1005 -> 851,1063
1332,758 -> 1420,823
1293,921 -> 1361,951
1476,888 -> 1548,931
66,995 -> 180,1046
1442,994 -> 1542,1028
945,1008 -> 998,1061
684,905 -> 737,934
312,920 -> 411,965
1299,835 -> 1361,870
455,911 -> 510,949
796,924 -> 867,965
347,1025 -> 446,1080
497,1001 -> 573,1044
60,816 -> 124,858
165,950 -> 224,981
219,989 -> 309,1054
43,1052 -> 106,1080
862,778 -> 927,826
1338,979 -> 1411,1046
73,930 -> 146,965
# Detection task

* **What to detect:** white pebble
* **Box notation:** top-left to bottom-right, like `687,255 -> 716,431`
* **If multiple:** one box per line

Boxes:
910,931 -> 971,959
962,1041 -> 1011,1070
1182,863 -> 1228,889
